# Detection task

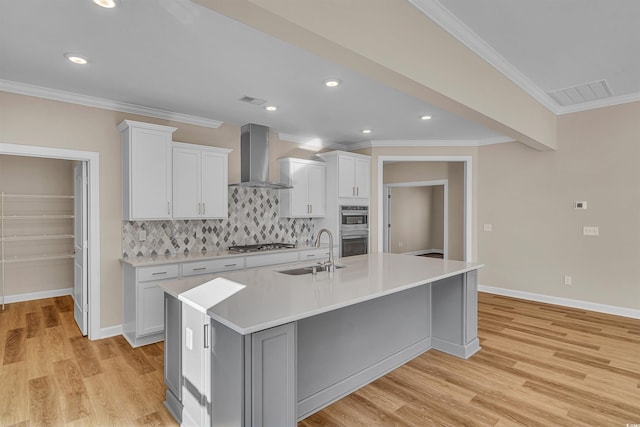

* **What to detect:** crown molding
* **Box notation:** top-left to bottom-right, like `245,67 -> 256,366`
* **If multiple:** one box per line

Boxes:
347,136 -> 514,150
278,133 -> 348,151
0,79 -> 224,129
408,0 -> 561,115
409,1 -> 640,116
555,92 -> 640,115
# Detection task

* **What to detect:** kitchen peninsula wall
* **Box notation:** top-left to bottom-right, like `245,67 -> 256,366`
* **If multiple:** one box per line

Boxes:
122,187 -> 314,257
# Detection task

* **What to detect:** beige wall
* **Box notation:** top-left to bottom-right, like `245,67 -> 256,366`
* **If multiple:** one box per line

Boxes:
0,91 -> 318,329
478,101 -> 640,310
388,185 -> 444,254
0,156 -> 75,295
382,160 -> 467,260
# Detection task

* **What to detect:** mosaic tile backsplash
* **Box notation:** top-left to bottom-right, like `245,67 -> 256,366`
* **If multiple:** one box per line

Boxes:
122,188 -> 315,257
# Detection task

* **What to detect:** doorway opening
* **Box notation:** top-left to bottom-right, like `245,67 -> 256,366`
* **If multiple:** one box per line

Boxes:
377,156 -> 473,262
383,180 -> 448,258
0,143 -> 100,339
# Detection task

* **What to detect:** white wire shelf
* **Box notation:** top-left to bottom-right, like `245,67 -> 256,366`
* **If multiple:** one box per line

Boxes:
1,194 -> 74,199
1,254 -> 75,264
0,234 -> 75,242
0,215 -> 74,219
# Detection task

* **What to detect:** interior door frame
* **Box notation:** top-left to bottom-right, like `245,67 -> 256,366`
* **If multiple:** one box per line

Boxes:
0,142 -> 101,339
377,156 -> 473,262
383,179 -> 448,257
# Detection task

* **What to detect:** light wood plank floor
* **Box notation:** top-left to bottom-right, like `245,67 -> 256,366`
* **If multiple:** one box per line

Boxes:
1,293 -> 639,426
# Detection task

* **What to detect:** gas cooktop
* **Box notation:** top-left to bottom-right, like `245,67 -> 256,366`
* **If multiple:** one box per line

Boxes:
227,243 -> 297,253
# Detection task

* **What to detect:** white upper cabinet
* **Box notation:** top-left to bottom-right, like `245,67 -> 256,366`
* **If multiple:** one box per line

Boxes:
320,151 -> 370,203
119,120 -> 176,220
172,142 -> 231,219
337,155 -> 370,200
279,158 -> 326,218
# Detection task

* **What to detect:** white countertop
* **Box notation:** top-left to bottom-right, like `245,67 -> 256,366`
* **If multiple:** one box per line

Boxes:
162,253 -> 483,335
121,243 -> 323,267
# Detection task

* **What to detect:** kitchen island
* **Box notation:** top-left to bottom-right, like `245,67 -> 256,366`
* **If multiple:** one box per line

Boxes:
161,253 -> 483,427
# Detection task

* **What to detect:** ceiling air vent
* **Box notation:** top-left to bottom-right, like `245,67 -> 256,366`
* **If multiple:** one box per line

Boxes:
239,95 -> 266,106
548,80 -> 613,106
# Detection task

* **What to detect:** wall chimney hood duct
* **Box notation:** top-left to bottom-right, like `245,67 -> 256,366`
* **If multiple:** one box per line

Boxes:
229,123 -> 292,189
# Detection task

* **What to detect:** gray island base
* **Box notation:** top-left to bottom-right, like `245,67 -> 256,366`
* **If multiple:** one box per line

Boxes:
161,253 -> 482,427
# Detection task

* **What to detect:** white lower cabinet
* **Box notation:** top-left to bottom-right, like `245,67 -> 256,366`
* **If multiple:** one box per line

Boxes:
122,263 -> 179,347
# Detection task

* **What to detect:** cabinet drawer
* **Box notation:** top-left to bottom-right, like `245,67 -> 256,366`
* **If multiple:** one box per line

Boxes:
299,248 -> 331,261
181,257 -> 244,277
137,264 -> 179,282
246,251 -> 299,269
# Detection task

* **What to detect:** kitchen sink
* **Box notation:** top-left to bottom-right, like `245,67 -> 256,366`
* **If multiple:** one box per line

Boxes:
277,264 -> 346,275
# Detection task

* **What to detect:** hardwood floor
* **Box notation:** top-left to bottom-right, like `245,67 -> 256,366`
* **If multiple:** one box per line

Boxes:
300,293 -> 640,426
1,293 -> 638,426
0,295 -> 177,426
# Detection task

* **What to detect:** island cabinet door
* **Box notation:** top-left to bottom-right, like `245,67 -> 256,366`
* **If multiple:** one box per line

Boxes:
251,323 -> 296,427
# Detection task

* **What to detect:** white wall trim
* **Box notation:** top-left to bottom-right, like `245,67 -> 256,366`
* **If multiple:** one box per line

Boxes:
479,284 -> 640,320
2,287 -> 72,304
383,179 -> 448,258
98,324 -> 124,340
0,79 -> 224,129
377,156 -> 472,262
401,249 -> 444,256
0,142 -> 102,340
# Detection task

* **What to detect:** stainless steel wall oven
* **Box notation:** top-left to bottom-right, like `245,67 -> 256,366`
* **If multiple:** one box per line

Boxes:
340,206 -> 369,257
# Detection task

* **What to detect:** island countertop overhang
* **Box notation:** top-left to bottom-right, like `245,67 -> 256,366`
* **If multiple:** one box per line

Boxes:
162,253 -> 483,335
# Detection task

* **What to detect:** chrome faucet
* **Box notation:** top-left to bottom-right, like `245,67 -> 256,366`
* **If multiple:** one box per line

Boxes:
314,228 -> 335,272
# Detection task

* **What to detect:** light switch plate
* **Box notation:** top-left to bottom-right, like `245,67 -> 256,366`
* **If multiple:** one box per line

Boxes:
483,224 -> 492,232
138,230 -> 146,241
583,226 -> 599,236
185,327 -> 193,350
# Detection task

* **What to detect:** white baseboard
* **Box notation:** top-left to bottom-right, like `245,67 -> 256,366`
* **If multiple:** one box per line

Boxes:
402,249 -> 444,256
98,324 -> 123,340
478,284 -> 640,319
2,287 -> 72,304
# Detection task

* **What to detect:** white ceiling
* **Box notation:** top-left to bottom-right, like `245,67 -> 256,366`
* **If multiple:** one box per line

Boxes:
1,1 -> 638,148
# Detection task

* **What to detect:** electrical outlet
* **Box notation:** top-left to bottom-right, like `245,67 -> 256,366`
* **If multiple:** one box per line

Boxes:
583,226 -> 599,236
398,241 -> 403,248
564,275 -> 572,286
138,229 -> 146,241
483,224 -> 492,232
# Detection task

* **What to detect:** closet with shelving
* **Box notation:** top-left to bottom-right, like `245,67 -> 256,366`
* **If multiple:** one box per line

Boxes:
0,155 -> 75,309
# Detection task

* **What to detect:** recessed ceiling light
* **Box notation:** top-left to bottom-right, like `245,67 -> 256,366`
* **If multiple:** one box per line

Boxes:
420,115 -> 432,121
265,105 -> 277,112
324,78 -> 341,88
64,53 -> 88,65
93,0 -> 116,8
361,129 -> 372,134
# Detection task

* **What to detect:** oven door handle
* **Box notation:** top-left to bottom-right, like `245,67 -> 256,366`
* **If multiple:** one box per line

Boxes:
341,235 -> 368,240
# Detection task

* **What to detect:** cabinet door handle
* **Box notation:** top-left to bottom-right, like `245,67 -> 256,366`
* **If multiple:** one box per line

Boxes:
353,186 -> 355,196
167,202 -> 171,215
203,203 -> 206,215
192,267 -> 206,271
224,263 -> 237,267
203,324 -> 209,348
306,254 -> 315,257
310,204 -> 312,214
356,187 -> 359,196
198,203 -> 201,215
152,271 -> 167,276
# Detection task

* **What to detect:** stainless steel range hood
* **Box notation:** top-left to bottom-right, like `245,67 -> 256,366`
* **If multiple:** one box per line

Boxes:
229,123 -> 292,189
